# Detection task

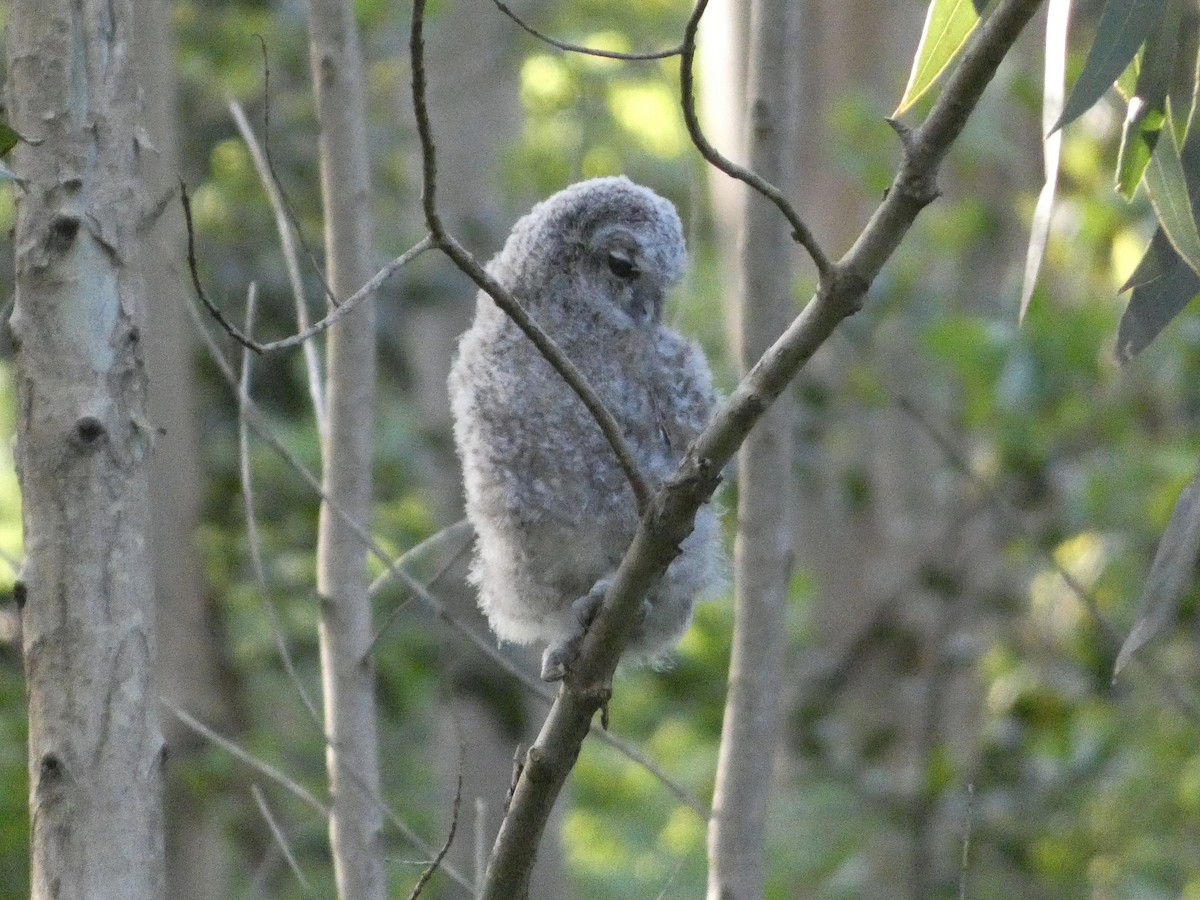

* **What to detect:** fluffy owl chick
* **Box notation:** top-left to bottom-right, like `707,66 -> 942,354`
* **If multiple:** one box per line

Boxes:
449,176 -> 721,681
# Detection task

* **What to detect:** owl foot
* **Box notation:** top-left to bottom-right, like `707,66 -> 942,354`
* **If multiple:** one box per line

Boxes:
541,579 -> 611,681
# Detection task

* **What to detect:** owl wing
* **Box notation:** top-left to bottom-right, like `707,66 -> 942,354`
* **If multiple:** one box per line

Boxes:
652,329 -> 718,454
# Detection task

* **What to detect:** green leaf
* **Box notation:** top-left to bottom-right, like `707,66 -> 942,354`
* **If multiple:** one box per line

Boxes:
1143,98 -> 1200,276
1116,97 -> 1161,199
1115,465 -> 1200,675
1019,0 -> 1071,322
1117,110 -> 1200,361
1056,0 -> 1170,131
894,0 -> 981,117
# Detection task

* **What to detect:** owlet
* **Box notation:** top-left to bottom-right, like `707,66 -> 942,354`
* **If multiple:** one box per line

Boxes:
449,176 -> 721,680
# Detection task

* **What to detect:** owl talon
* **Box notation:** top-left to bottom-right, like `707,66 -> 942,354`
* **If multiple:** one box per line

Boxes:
540,579 -> 611,682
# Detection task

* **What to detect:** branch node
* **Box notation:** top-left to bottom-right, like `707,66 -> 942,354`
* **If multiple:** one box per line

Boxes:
886,115 -> 917,151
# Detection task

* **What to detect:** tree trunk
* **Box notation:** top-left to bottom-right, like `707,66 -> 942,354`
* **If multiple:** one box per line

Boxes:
706,0 -> 800,897
132,0 -> 245,896
6,0 -> 165,897
306,0 -> 385,897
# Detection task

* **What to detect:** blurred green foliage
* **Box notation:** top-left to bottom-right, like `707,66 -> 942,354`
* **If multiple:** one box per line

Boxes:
4,1 -> 1200,899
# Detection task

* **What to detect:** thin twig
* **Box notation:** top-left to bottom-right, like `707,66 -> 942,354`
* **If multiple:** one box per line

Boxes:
251,784 -> 317,896
229,97 -> 327,433
185,285 -> 708,816
959,782 -> 974,900
165,702 -> 329,816
253,35 -> 340,314
678,0 -> 831,279
238,284 -> 323,727
181,181 -> 261,352
365,521 -> 474,657
491,0 -> 682,59
474,797 -> 487,895
181,181 -> 432,353
406,739 -> 464,899
409,0 -> 651,513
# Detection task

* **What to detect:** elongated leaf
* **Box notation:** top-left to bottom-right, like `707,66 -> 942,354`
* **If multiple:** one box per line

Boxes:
1056,0 -> 1170,131
1118,100 -> 1200,361
894,0 -> 981,116
1144,99 -> 1200,276
1019,0 -> 1071,321
1118,230 -> 1200,361
1114,6 -> 1183,198
1117,97 -> 1163,198
1115,467 -> 1200,675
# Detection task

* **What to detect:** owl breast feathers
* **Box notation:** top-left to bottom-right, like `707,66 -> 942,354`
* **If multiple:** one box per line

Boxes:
449,176 -> 722,676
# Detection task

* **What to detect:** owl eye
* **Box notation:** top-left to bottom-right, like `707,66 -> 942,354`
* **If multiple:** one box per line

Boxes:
607,252 -> 639,280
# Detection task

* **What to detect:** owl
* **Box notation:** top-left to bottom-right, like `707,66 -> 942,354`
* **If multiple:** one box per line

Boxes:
449,176 -> 722,681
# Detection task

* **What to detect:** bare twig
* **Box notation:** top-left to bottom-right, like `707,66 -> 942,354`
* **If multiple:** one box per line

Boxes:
251,784 -> 317,896
165,702 -> 329,816
365,521 -> 473,657
181,181 -> 261,352
238,284 -> 323,727
959,783 -> 974,900
409,0 -> 651,513
169,699 -> 477,893
181,182 -> 433,354
229,97 -> 327,432
251,36 -> 340,313
678,0 -> 831,279
476,1 -> 1048,896
406,741 -> 464,899
491,0 -> 682,59
186,286 -> 708,816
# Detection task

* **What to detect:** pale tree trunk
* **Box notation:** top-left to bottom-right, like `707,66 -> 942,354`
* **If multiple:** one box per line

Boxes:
707,0 -> 800,897
6,0 -> 165,897
307,0 -> 385,897
706,3 -> 1011,895
132,0 -> 243,896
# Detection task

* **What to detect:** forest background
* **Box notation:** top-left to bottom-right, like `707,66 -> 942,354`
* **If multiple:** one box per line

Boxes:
3,0 -> 1200,898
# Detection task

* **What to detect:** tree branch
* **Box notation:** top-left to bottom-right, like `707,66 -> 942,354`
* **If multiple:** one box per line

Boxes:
187,286 -> 709,815
477,0 -> 1047,895
491,0 -> 683,60
679,0 -> 831,279
409,0 -> 652,513
181,180 -> 433,355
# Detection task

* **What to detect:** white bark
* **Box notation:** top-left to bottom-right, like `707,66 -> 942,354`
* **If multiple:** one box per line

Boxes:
707,0 -> 800,897
306,0 -> 385,897
6,0 -> 165,897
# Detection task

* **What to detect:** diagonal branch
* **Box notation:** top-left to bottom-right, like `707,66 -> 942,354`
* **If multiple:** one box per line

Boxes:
477,0 -> 1047,896
409,0 -> 652,513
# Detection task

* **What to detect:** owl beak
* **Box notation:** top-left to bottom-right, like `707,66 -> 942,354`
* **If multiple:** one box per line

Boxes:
630,281 -> 664,325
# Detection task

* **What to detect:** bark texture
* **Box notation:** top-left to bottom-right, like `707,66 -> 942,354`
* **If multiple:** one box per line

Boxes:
6,0 -> 165,897
307,0 -> 385,896
706,0 -> 800,896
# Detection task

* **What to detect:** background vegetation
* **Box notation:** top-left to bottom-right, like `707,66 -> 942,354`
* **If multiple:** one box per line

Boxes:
4,1 -> 1200,897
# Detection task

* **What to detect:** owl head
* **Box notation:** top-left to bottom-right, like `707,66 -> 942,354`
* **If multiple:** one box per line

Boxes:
487,176 -> 687,328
